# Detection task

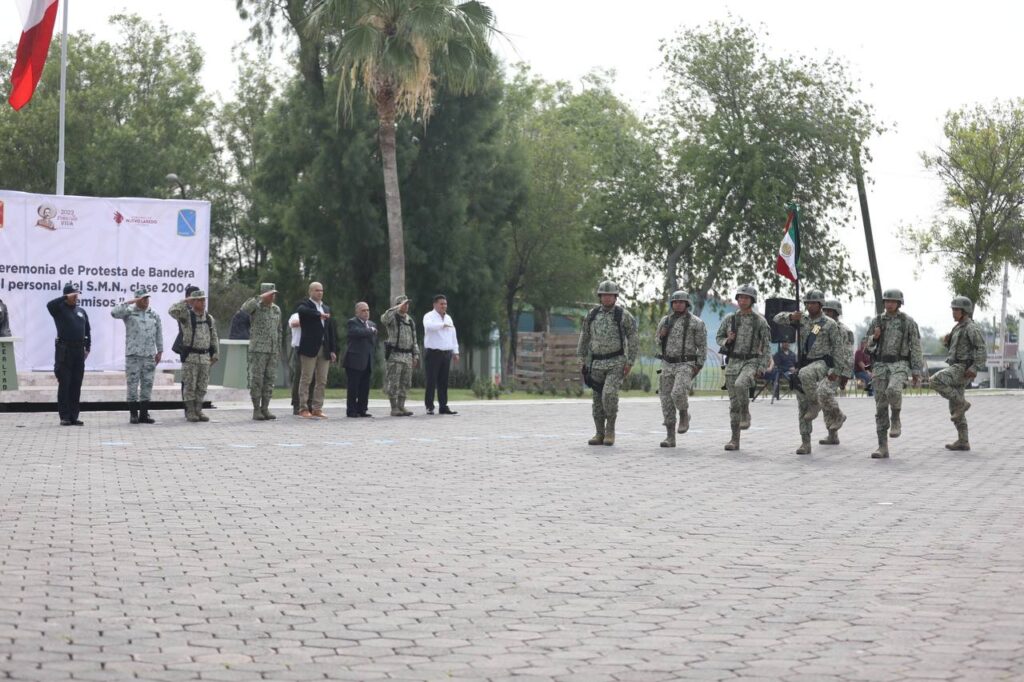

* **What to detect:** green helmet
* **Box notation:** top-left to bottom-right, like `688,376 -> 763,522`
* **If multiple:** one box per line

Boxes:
950,295 -> 974,316
804,289 -> 826,304
596,280 -> 620,297
734,284 -> 758,303
823,299 -> 843,315
669,290 -> 691,305
882,288 -> 904,304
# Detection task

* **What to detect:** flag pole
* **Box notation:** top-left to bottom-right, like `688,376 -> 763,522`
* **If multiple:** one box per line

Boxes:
55,0 -> 68,195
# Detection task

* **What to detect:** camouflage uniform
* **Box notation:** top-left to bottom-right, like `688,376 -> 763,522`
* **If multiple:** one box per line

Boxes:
241,283 -> 282,420
0,297 -> 10,337
773,292 -> 852,454
819,299 -> 855,444
169,293 -> 219,422
866,289 -> 925,458
716,285 -> 772,450
656,292 -> 707,447
931,297 -> 986,451
111,291 -> 163,424
381,295 -> 419,416
577,282 -> 639,446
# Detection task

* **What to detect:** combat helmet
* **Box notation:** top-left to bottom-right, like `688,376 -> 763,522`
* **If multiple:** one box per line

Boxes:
669,290 -> 691,306
882,288 -> 904,304
950,295 -> 974,316
803,290 -> 826,304
596,280 -> 620,297
734,284 -> 758,303
823,299 -> 843,315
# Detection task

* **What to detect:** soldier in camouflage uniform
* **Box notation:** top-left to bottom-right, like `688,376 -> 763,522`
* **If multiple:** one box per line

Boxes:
819,298 -> 855,445
716,285 -> 771,451
931,296 -> 986,451
111,289 -> 163,424
169,290 -> 219,423
577,280 -> 639,446
656,290 -> 707,447
381,295 -> 419,417
865,288 -> 925,459
240,283 -> 282,421
774,290 -> 851,454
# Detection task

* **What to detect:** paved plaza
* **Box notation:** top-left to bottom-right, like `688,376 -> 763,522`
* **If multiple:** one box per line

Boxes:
1,393 -> 1023,681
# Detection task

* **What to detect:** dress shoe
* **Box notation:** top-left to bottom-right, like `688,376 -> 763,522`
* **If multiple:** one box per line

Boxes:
439,407 -> 458,415
426,408 -> 435,415
60,420 -> 72,426
359,412 -> 373,418
73,420 -> 84,426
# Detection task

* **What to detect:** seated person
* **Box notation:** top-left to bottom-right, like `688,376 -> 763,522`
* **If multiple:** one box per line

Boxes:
766,341 -> 798,399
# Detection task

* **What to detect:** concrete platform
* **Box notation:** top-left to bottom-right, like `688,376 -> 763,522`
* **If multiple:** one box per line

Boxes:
0,370 -> 248,408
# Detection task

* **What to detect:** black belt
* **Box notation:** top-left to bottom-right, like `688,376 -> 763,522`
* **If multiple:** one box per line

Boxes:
186,346 -> 212,354
425,348 -> 452,353
880,355 -> 910,363
387,344 -> 414,353
56,339 -> 87,348
663,354 -> 698,363
730,352 -> 759,361
592,349 -> 624,361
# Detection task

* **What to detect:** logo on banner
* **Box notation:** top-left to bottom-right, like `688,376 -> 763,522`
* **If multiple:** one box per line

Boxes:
113,210 -> 157,226
177,209 -> 197,237
113,211 -> 125,225
0,199 -> 5,229
36,203 -> 57,230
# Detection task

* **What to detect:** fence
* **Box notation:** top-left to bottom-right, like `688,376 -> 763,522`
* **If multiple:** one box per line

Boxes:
513,332 -> 580,392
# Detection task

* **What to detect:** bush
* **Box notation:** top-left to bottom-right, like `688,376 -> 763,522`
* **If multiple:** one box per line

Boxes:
471,379 -> 501,400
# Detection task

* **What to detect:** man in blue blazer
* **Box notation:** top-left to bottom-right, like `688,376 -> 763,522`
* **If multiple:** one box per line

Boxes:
344,301 -> 377,417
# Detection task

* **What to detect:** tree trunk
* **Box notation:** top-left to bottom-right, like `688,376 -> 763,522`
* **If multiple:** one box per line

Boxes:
377,99 -> 406,301
505,290 -> 520,379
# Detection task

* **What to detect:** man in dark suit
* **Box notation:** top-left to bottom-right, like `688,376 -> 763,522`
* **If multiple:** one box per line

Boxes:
295,281 -> 339,419
344,301 -> 377,417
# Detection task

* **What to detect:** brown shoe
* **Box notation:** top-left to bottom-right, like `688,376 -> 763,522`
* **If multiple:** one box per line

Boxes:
299,409 -> 313,419
311,409 -> 327,419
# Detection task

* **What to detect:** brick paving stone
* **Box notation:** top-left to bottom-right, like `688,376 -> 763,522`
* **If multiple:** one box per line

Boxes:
1,394 -> 1022,680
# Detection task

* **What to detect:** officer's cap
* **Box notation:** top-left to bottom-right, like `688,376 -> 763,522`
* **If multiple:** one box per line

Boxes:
63,283 -> 79,295
260,283 -> 277,295
134,288 -> 151,299
393,294 -> 410,306
187,289 -> 207,300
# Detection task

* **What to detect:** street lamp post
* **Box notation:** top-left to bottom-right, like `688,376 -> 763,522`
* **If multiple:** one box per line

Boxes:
166,173 -> 187,199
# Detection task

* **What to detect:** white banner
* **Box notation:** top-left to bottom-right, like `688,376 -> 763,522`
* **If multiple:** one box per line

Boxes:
0,190 -> 210,371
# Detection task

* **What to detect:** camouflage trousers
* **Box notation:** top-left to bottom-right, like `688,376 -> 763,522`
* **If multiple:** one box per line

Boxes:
181,360 -> 210,403
125,354 -> 156,402
872,361 -> 909,434
590,358 -> 626,421
795,360 -> 844,436
659,362 -> 695,426
248,351 -> 277,402
724,360 -> 758,426
384,356 -> 414,399
931,364 -> 969,427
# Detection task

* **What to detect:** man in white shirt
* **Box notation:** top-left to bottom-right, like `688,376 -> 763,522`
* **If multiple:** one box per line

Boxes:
288,312 -> 309,415
422,294 -> 459,415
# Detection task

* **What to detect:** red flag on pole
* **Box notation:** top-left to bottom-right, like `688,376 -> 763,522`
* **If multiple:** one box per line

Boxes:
9,0 -> 59,110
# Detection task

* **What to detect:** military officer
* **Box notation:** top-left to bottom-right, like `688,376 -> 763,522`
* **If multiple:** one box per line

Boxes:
111,289 -> 163,424
931,296 -> 986,451
169,290 -> 219,422
381,295 -> 419,416
656,290 -> 707,447
240,283 -> 282,420
865,288 -> 925,459
577,280 -> 639,446
818,298 -> 855,445
774,291 -> 851,454
715,284 -> 771,451
47,284 -> 91,426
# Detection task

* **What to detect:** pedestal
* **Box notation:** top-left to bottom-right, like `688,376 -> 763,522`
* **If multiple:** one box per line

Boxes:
214,339 -> 249,389
0,337 -> 20,391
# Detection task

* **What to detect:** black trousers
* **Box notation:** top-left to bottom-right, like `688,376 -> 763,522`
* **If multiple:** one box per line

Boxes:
346,366 -> 371,415
424,349 -> 452,410
55,344 -> 85,422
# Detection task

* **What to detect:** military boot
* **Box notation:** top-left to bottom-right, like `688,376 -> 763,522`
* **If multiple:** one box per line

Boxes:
951,399 -> 971,422
390,397 -> 403,417
739,405 -> 751,430
399,397 -> 413,416
724,424 -> 740,451
261,396 -> 276,420
588,416 -> 605,445
138,401 -> 155,424
677,409 -> 690,434
603,416 -> 616,446
818,429 -> 840,445
889,408 -> 902,438
796,436 -> 812,455
195,401 -> 210,422
660,424 -> 676,448
129,402 -> 140,424
185,401 -> 200,423
945,424 -> 971,451
252,398 -> 266,421
871,431 -> 889,459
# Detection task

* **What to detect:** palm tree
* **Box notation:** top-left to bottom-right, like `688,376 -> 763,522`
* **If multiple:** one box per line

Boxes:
308,0 -> 499,300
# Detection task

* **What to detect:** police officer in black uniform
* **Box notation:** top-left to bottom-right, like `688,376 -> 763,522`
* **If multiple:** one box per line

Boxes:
47,283 -> 91,426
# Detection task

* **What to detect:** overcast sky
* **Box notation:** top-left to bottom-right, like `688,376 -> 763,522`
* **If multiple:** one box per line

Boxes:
3,0 -> 1023,334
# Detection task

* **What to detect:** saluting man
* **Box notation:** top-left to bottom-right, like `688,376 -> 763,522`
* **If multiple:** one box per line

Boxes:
655,290 -> 707,448
381,295 -> 419,417
111,289 -> 163,424
240,283 -> 282,420
169,290 -> 219,423
47,283 -> 91,426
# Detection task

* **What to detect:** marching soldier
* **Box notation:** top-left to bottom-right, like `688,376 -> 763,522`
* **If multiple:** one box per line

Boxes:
819,298 -> 855,445
381,295 -> 420,416
169,290 -> 219,423
715,285 -> 771,451
240,283 -> 282,420
656,290 -> 707,447
578,280 -> 639,446
774,291 -> 851,454
866,288 -> 925,459
111,289 -> 163,424
931,296 -> 986,451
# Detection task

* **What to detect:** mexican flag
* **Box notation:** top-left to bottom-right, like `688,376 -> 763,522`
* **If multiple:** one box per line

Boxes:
8,0 -> 59,110
775,204 -> 800,282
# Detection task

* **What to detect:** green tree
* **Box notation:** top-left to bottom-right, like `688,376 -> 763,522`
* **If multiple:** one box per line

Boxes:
307,0 -> 500,301
903,100 -> 1024,307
